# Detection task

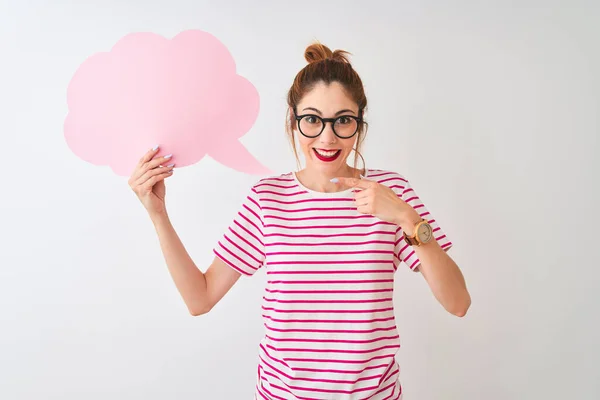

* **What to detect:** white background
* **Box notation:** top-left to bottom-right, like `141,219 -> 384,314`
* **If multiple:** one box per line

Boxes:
1,1 -> 598,399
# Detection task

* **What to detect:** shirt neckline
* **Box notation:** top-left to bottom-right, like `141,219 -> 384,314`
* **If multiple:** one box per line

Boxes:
292,169 -> 370,198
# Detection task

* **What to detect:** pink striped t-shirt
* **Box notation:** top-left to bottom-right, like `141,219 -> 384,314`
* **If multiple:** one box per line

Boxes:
213,168 -> 452,400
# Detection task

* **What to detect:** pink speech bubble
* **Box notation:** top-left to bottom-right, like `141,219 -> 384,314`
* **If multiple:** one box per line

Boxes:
64,30 -> 272,176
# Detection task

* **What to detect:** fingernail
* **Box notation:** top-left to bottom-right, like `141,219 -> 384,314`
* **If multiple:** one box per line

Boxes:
359,174 -> 365,179
167,163 -> 175,167
330,178 -> 339,183
152,145 -> 159,151
164,154 -> 172,159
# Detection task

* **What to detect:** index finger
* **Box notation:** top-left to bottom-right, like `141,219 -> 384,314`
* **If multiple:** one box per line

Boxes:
137,145 -> 160,167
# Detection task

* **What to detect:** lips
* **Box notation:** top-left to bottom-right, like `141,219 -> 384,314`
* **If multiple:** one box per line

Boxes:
313,148 -> 341,162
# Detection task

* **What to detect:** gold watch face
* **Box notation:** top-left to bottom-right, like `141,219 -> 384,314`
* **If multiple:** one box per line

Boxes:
417,222 -> 433,243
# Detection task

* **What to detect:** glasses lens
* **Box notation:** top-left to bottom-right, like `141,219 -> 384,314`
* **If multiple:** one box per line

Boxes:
334,116 -> 358,138
299,116 -> 323,137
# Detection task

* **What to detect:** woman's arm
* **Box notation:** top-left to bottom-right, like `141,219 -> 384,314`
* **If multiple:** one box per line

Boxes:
333,175 -> 471,317
399,215 -> 471,317
127,146 -> 241,316
151,212 -> 241,316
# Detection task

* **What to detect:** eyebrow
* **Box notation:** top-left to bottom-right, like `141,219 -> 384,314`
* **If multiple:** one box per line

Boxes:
302,107 -> 357,116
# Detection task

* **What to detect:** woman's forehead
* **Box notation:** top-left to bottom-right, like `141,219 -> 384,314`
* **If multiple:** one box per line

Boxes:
298,82 -> 358,114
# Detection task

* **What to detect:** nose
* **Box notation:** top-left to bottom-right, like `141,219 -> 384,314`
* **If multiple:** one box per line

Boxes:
319,122 -> 337,144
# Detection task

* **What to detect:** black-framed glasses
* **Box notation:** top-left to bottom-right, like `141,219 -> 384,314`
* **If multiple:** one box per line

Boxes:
294,113 -> 362,139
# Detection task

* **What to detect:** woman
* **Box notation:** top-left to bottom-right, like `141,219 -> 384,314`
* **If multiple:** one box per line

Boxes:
129,43 -> 471,399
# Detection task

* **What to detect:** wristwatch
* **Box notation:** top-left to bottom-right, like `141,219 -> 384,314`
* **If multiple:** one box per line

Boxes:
403,219 -> 433,246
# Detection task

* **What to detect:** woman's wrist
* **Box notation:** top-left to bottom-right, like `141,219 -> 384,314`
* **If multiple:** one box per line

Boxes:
394,208 -> 422,235
150,209 -> 170,227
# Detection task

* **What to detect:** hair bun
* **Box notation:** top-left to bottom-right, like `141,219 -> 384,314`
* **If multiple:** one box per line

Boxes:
304,42 -> 351,64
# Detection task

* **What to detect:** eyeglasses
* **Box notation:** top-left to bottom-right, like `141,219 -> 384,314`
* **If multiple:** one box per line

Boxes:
294,113 -> 362,139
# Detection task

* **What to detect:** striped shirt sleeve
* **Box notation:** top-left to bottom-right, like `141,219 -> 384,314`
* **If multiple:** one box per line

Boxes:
213,185 -> 266,276
393,178 -> 453,271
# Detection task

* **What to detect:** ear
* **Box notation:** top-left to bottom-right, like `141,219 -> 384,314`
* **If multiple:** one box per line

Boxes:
289,106 -> 298,130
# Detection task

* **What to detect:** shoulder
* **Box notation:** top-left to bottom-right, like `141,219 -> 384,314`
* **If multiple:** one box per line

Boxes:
366,168 -> 410,193
245,172 -> 299,200
250,172 -> 296,190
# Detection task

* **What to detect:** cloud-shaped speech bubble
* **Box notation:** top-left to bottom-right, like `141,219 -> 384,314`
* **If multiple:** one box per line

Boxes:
64,30 -> 272,176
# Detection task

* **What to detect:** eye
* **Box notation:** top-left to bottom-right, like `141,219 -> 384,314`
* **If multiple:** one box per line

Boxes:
337,116 -> 352,124
305,116 -> 319,124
